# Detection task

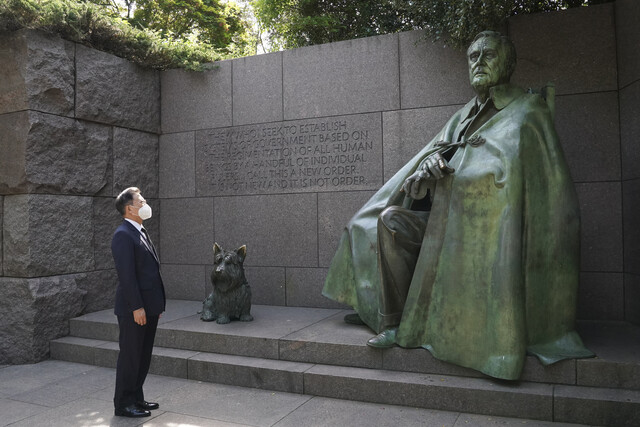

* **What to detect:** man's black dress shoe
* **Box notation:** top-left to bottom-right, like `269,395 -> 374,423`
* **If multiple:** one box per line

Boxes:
136,400 -> 160,410
115,404 -> 151,417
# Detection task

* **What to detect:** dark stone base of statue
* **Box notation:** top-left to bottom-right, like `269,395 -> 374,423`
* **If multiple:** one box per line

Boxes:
200,243 -> 253,324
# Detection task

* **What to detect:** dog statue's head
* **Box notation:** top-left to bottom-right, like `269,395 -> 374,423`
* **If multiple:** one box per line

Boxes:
212,243 -> 247,292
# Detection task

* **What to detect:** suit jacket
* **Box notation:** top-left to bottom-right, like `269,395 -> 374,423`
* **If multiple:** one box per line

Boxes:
112,220 -> 166,316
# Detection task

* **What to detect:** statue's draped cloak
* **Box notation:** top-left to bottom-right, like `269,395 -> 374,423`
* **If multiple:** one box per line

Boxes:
322,84 -> 593,380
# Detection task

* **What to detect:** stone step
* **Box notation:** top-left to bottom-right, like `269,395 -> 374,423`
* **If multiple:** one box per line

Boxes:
63,301 -> 640,390
50,335 -> 640,426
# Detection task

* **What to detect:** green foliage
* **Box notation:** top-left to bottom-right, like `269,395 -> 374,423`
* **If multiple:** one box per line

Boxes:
0,0 -> 254,69
253,0 -> 614,51
253,0 -> 409,50
403,0 -> 614,49
130,0 -> 255,56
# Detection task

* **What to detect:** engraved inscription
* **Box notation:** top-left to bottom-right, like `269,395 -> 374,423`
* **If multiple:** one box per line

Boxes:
196,113 -> 382,196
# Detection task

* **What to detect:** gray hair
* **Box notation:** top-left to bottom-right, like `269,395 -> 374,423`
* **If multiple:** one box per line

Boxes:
115,187 -> 140,216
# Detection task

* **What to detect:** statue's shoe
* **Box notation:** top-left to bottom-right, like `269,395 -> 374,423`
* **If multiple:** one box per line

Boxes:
366,328 -> 398,348
343,313 -> 365,325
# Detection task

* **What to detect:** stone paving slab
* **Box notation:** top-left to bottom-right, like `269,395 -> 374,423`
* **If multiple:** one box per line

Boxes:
159,380 -> 312,427
0,397 -> 50,426
271,395 -> 460,427
0,359 -> 100,396
0,361 -> 596,427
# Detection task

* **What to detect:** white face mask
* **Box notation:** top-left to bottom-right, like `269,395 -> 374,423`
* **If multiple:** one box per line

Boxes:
137,203 -> 152,220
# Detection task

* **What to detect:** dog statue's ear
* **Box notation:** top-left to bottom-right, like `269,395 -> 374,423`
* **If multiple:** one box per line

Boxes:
213,243 -> 222,256
236,245 -> 247,262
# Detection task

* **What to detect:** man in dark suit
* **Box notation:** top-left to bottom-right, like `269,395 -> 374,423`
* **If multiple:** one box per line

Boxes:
112,187 -> 166,418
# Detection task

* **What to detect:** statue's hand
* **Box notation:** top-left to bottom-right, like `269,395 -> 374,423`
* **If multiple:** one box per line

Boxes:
424,152 -> 455,180
402,152 -> 455,200
402,170 -> 430,200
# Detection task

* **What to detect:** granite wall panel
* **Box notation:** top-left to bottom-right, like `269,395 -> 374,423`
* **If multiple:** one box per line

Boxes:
625,274 -> 640,324
195,113 -> 383,197
92,196 -> 122,270
317,190 -> 376,267
554,92 -> 620,183
0,274 -> 86,363
243,266 -> 286,306
616,0 -> 640,88
77,269 -> 117,314
161,62 -> 232,133
509,3 -> 617,95
0,29 -> 75,117
381,105 -> 462,181
282,34 -> 400,120
578,272 -> 624,321
160,197 -> 213,265
576,182 -> 623,273
113,127 -> 159,198
213,193 -> 317,267
0,111 -> 112,196
232,52 -> 283,126
4,195 -> 95,277
76,45 -> 160,133
399,30 -> 474,109
623,179 -> 640,276
620,81 -> 640,181
159,132 -> 196,199
162,264 -> 208,300
286,267 -> 344,309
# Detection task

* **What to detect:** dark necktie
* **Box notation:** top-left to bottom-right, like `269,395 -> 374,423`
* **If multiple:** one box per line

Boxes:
140,227 -> 159,260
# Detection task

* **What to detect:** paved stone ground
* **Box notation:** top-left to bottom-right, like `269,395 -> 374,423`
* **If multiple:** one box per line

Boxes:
0,360 -> 598,427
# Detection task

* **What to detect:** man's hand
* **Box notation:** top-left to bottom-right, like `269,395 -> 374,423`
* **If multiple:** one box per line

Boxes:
133,307 -> 147,326
402,152 -> 455,199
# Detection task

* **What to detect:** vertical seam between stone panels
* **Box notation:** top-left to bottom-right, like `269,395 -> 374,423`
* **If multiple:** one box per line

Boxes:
73,42 -> 77,118
281,52 -> 285,121
230,60 -> 234,126
552,384 -> 557,422
110,126 -> 115,196
380,111 -> 385,185
158,71 -> 162,136
397,34 -> 402,110
211,195 -> 215,257
192,131 -> 197,199
316,192 -> 320,268
284,266 -> 288,306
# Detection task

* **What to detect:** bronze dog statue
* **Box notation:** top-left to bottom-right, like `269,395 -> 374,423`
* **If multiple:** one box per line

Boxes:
201,243 -> 253,324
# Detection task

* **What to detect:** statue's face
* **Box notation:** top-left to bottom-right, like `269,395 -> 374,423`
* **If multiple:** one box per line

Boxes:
467,37 -> 509,93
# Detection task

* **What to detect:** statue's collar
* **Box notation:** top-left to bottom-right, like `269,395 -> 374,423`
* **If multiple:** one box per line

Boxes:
487,83 -> 525,110
461,83 -> 524,121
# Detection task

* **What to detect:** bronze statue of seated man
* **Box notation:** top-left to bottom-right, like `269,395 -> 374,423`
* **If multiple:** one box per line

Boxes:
322,31 -> 593,380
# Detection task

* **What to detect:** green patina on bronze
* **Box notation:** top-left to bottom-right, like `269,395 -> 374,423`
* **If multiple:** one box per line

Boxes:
322,42 -> 594,379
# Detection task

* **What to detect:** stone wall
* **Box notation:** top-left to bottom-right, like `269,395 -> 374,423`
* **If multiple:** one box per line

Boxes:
159,2 -> 639,324
0,29 -> 160,363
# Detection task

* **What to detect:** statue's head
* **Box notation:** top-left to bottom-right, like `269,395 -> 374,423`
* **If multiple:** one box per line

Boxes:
467,31 -> 517,99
